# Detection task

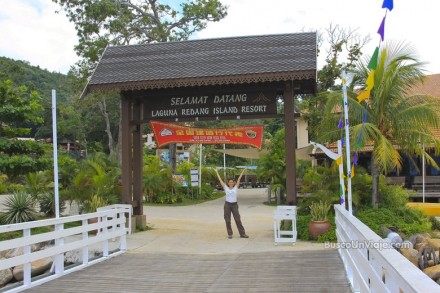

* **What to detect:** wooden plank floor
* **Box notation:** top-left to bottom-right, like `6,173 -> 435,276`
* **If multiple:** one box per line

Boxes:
25,250 -> 351,293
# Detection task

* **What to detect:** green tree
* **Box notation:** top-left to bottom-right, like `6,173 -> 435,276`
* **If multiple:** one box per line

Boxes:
0,80 -> 49,177
319,41 -> 440,208
53,0 -> 228,158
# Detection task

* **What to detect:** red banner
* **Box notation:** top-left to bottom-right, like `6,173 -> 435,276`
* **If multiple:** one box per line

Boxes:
150,121 -> 264,149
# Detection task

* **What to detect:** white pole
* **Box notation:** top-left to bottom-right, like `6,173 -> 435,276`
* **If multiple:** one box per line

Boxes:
338,140 -> 346,209
223,144 -> 226,179
342,72 -> 353,214
52,90 -> 60,218
422,144 -> 425,203
199,144 -> 202,195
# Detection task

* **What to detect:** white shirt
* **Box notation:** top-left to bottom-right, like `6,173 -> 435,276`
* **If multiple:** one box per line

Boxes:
224,186 -> 238,203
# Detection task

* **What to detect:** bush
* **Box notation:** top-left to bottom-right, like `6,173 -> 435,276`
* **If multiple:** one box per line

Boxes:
379,184 -> 412,209
296,214 -> 312,240
356,207 -> 431,236
7,183 -> 25,193
39,191 -> 66,217
201,183 -> 214,199
0,191 -> 37,224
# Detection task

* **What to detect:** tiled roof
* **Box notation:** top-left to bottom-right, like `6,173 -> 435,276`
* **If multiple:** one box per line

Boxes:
406,74 -> 440,97
82,32 -> 317,97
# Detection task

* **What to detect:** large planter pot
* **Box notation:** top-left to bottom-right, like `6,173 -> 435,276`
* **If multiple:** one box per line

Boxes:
308,220 -> 331,240
88,217 -> 99,235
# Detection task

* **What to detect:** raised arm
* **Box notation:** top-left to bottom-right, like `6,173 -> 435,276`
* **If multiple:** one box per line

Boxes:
214,168 -> 226,188
235,168 -> 246,189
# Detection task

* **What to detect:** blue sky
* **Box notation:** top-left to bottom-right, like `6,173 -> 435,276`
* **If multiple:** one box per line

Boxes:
1,0 -> 439,75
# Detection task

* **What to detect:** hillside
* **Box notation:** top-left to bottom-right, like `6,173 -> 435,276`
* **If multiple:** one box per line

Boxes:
0,56 -> 73,138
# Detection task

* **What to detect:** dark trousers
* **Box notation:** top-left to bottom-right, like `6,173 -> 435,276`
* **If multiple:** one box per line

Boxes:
224,202 -> 246,236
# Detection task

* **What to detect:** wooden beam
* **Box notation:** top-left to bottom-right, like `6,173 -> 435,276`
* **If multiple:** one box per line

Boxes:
121,95 -> 132,205
132,101 -> 143,216
284,81 -> 297,205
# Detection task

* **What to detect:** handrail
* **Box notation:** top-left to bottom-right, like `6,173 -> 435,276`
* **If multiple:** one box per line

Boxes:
0,204 -> 132,293
334,204 -> 439,293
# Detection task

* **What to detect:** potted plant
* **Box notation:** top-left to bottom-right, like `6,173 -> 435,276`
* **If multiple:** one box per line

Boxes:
308,200 -> 332,240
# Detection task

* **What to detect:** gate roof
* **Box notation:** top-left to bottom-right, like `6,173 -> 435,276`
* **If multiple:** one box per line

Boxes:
82,32 -> 316,97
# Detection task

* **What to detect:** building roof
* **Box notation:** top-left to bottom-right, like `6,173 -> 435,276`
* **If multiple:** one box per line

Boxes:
406,74 -> 440,97
82,32 -> 317,97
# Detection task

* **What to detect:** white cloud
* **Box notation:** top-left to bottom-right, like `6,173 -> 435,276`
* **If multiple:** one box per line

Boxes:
0,0 -> 78,73
0,0 -> 439,75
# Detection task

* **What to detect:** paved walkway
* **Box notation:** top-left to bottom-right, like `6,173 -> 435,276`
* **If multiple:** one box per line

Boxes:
23,188 -> 351,292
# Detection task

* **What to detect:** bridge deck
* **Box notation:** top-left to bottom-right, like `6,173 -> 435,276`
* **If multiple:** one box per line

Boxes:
25,250 -> 350,293
22,189 -> 350,292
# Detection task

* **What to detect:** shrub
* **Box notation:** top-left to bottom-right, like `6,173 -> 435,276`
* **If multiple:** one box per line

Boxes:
296,214 -> 312,240
39,191 -> 66,217
0,191 -> 37,224
7,183 -> 25,193
379,184 -> 412,209
356,207 -> 431,236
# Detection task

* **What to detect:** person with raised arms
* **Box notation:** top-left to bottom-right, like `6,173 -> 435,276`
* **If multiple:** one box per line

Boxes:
214,167 -> 249,239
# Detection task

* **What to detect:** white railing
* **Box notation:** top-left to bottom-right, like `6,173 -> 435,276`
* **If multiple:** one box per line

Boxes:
0,205 -> 132,292
334,204 -> 439,293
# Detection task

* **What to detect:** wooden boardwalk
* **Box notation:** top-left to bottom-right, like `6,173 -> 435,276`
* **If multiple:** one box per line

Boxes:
25,249 -> 350,293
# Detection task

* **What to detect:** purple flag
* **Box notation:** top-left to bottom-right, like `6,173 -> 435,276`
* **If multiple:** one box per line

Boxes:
338,118 -> 343,129
382,0 -> 393,11
377,16 -> 386,41
340,197 -> 345,205
353,152 -> 358,165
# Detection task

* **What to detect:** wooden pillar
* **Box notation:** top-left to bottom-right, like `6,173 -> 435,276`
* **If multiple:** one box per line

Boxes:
121,95 -> 132,205
132,101 -> 143,216
284,81 -> 297,205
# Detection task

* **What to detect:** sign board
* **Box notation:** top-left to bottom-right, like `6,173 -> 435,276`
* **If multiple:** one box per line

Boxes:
190,168 -> 199,187
150,121 -> 264,149
128,84 -> 280,121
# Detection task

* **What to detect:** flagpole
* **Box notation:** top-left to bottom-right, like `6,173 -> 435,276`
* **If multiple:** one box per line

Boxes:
52,90 -> 60,218
223,144 -> 226,179
342,72 -> 353,215
199,144 -> 202,196
338,140 -> 346,208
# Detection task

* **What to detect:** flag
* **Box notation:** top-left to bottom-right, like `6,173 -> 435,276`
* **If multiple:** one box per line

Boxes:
338,118 -> 343,129
366,70 -> 375,90
336,156 -> 343,166
357,89 -> 370,103
368,47 -> 379,70
382,0 -> 393,11
377,16 -> 386,41
353,152 -> 359,165
351,165 -> 355,178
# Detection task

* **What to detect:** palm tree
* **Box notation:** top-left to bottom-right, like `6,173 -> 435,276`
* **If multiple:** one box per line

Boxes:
319,41 -> 440,208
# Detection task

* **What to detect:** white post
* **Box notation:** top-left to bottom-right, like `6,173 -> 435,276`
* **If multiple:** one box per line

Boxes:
52,89 -> 60,218
422,144 -> 425,203
223,144 -> 226,179
341,72 -> 353,214
338,140 -> 346,209
199,144 -> 202,195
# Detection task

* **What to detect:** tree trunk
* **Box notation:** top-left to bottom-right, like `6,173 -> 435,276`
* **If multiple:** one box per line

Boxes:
97,98 -> 116,157
371,155 -> 380,208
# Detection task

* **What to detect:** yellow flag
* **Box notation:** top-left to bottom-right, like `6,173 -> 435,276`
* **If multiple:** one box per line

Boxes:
351,165 -> 355,178
357,89 -> 370,103
366,70 -> 375,90
336,156 -> 342,166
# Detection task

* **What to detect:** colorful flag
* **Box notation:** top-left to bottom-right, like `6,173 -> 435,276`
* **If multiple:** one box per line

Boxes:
377,16 -> 386,41
357,89 -> 370,103
368,47 -> 379,70
382,0 -> 393,11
